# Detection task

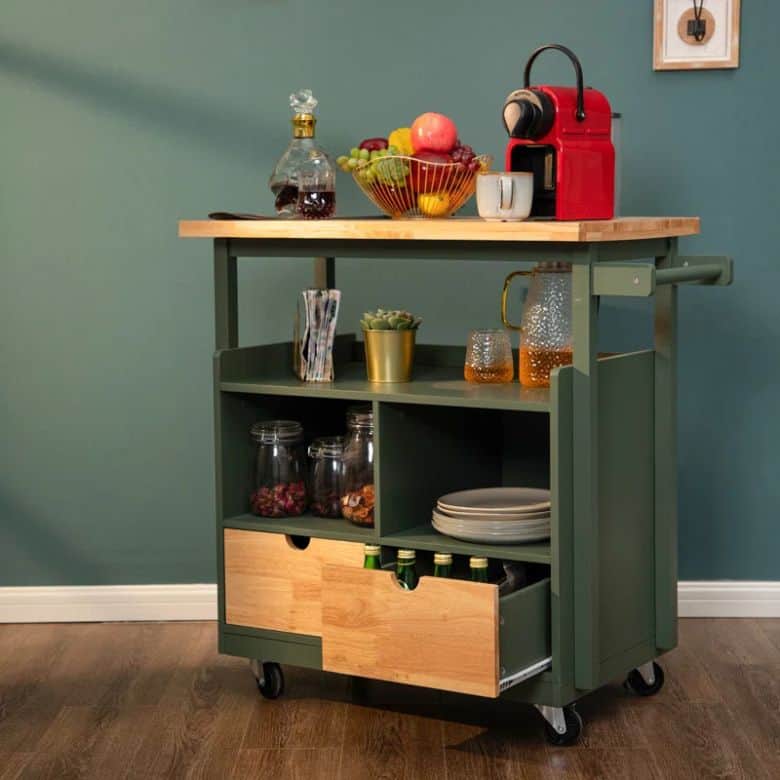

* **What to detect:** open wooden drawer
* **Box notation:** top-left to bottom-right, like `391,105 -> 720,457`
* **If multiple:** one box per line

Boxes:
223,529 -> 364,635
321,565 -> 551,698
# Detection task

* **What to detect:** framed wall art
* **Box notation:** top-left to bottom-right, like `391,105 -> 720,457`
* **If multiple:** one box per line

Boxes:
654,0 -> 741,70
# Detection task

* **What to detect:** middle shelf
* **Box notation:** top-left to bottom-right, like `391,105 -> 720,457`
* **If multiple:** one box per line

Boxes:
218,338 -> 551,413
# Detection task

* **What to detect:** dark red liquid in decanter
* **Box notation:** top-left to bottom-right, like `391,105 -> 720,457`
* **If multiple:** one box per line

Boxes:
297,190 -> 335,219
298,190 -> 336,219
272,184 -> 299,214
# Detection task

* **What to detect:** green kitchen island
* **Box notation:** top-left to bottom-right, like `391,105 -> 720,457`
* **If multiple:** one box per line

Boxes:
178,216 -> 732,745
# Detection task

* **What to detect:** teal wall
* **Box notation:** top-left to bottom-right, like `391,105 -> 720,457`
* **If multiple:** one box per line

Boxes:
1,1 -> 777,584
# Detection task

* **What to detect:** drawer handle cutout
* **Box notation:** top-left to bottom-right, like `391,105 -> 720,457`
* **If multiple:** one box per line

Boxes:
286,535 -> 311,551
392,575 -> 418,592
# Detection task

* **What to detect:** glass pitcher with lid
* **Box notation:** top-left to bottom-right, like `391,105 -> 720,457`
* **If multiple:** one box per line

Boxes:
501,262 -> 573,388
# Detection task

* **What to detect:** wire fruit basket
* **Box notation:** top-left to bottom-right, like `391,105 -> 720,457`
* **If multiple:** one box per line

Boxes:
352,154 -> 492,218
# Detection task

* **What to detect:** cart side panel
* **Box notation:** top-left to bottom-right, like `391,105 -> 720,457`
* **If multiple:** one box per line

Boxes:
549,366 -> 574,689
597,350 -> 656,680
215,380 -> 261,633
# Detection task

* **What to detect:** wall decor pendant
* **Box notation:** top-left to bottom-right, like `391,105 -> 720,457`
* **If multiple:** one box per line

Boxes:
654,0 -> 741,70
677,2 -> 715,45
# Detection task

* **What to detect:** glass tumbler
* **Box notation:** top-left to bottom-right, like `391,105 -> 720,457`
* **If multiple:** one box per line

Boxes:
464,329 -> 514,383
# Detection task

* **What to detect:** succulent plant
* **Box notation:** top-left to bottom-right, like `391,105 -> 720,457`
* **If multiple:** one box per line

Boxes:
360,308 -> 422,331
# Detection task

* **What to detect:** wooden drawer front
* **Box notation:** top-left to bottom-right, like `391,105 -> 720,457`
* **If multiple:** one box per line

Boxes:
224,530 -> 363,636
321,565 -> 499,697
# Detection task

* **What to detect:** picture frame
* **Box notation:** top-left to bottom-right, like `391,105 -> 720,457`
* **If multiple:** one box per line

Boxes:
653,0 -> 741,70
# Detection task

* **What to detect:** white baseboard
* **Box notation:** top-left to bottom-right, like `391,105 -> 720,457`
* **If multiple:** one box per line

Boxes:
677,581 -> 780,618
0,584 -> 218,623
0,582 -> 777,623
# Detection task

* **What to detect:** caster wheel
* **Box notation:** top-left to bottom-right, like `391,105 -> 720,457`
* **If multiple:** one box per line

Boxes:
256,662 -> 284,700
543,705 -> 582,747
624,662 -> 664,697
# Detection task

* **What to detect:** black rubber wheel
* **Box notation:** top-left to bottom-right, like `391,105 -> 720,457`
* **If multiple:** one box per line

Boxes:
624,662 -> 664,697
543,705 -> 582,747
256,662 -> 284,699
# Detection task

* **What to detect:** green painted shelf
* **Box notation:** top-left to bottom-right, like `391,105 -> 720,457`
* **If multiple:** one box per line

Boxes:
222,513 -> 378,543
221,514 -> 550,564
381,523 -> 552,565
221,362 -> 551,413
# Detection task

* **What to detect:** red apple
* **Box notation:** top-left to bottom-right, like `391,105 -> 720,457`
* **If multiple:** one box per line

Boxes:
410,151 -> 452,193
410,112 -> 458,154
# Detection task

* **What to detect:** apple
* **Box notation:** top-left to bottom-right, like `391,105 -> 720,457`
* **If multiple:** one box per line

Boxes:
410,112 -> 458,154
410,151 -> 452,193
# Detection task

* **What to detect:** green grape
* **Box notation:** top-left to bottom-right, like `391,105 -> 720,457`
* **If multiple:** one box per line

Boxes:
350,147 -> 360,159
375,156 -> 409,186
336,155 -> 349,168
370,150 -> 380,160
347,157 -> 359,169
359,148 -> 370,160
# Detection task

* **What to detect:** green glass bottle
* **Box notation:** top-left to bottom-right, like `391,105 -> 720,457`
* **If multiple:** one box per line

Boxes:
363,544 -> 381,570
470,556 -> 489,583
433,552 -> 453,578
396,549 -> 418,590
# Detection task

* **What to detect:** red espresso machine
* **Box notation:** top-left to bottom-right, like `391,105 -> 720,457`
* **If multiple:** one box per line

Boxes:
503,44 -> 615,220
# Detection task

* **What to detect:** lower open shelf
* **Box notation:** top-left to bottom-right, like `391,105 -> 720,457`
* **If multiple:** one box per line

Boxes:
381,523 -> 552,564
222,514 -> 551,564
223,513 -> 378,543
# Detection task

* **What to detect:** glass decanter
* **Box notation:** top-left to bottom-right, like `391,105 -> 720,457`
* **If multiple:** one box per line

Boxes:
268,89 -> 336,219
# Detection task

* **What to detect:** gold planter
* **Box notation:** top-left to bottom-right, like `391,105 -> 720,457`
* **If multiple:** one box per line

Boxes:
363,329 -> 416,383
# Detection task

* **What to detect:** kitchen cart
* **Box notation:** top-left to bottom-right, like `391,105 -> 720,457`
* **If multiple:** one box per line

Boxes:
178,216 -> 732,745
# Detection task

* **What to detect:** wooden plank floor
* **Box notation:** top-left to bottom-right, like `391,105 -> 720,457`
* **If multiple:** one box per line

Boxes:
1,619 -> 778,779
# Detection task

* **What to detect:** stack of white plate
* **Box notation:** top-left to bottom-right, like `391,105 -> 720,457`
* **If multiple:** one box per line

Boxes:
432,487 -> 551,544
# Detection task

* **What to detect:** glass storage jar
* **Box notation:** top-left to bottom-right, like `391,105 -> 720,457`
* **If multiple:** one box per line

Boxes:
249,420 -> 307,517
340,406 -> 375,527
308,436 -> 344,518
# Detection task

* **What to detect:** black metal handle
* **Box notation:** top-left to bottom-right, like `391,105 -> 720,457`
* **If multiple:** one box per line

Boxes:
523,44 -> 586,122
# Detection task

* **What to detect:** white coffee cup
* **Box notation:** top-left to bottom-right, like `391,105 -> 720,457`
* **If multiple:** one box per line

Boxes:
477,171 -> 533,221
